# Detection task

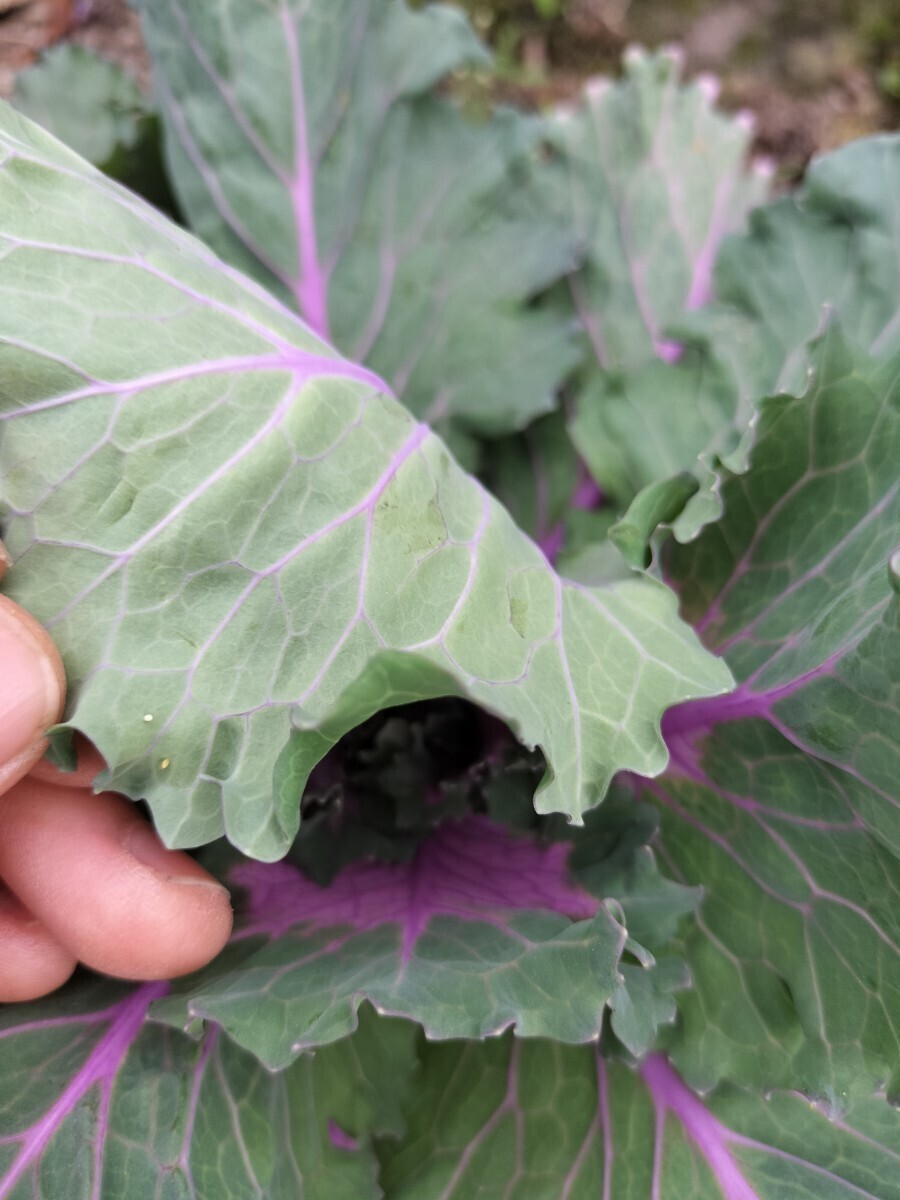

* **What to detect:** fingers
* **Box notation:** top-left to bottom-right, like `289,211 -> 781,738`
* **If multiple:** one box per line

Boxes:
0,573 -> 76,998
0,595 -> 66,797
1,548 -> 233,997
0,780 -> 233,985
27,736 -> 106,789
0,883 -> 77,1002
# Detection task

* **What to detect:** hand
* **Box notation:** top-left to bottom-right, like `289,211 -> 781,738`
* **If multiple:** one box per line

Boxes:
0,544 -> 233,1002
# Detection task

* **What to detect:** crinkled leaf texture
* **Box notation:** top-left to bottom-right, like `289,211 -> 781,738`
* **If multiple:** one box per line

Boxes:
615,133 -> 900,547
150,813 -> 692,1066
0,807 -> 695,1195
0,981 -> 417,1199
378,1038 -> 900,1199
647,331 -> 900,1104
555,47 -> 769,502
137,0 -> 582,437
5,989 -> 897,1200
0,104 -> 730,859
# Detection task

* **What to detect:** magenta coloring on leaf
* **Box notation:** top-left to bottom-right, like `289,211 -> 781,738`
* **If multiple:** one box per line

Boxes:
328,1120 -> 360,1151
641,1054 -> 762,1200
571,469 -> 603,512
538,461 -> 603,565
281,6 -> 331,338
231,816 -> 598,957
539,523 -> 568,564
0,983 -> 167,1200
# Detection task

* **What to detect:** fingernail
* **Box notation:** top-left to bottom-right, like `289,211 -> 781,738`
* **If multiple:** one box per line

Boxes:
122,819 -> 231,896
0,601 -> 64,766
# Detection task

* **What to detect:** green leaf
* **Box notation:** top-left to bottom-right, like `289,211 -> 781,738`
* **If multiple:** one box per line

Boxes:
705,135 -> 900,392
651,721 -> 900,1106
609,471 -> 699,569
150,811 -> 690,1064
571,344 -> 741,511
483,410 -> 584,548
553,48 -> 767,373
609,957 -> 690,1059
0,980 -> 417,1199
0,103 -> 730,859
137,0 -> 581,436
11,45 -> 176,215
668,331 -> 900,803
12,45 -> 150,167
671,133 -> 900,540
377,1039 -> 900,1199
556,48 -> 767,496
647,332 -> 900,1102
617,134 -> 900,549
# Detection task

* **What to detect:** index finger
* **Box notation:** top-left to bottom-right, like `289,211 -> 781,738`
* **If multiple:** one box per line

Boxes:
0,542 -> 67,796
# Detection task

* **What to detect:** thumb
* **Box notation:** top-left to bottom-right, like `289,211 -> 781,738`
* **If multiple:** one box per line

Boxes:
0,548 -> 66,796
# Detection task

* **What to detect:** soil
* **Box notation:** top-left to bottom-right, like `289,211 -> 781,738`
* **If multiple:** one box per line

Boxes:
460,0 -> 899,179
0,0 -> 897,178
0,0 -> 147,100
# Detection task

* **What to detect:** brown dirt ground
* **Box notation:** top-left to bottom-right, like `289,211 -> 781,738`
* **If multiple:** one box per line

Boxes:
0,0 -> 148,100
0,0 -> 897,179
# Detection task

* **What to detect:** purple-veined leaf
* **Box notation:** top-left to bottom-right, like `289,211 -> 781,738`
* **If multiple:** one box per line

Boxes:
150,813 -> 693,1065
650,720 -> 900,1106
377,1039 -> 900,1199
643,330 -> 900,1103
0,102 -> 730,859
0,980 -> 417,1199
136,0 -> 581,437
668,331 -> 900,809
613,133 -> 900,547
0,802 -> 696,1192
692,134 -> 900,404
555,47 -> 769,502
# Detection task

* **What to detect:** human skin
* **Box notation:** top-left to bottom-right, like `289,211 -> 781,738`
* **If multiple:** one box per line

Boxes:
0,541 -> 233,1002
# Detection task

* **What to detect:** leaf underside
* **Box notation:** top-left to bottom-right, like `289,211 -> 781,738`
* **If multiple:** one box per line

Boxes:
0,0 -> 898,1190
0,104 -> 729,860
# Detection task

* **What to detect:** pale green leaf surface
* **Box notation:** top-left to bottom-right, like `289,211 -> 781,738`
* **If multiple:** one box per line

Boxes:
0,104 -> 730,858
377,1038 -> 900,1199
554,48 -> 766,373
10,44 -> 177,216
613,134 -> 900,545
708,135 -> 900,388
671,133 -> 900,539
138,0 -> 581,436
558,48 -> 768,499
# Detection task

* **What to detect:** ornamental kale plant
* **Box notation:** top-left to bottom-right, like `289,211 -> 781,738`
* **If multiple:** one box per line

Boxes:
0,1 -> 898,1195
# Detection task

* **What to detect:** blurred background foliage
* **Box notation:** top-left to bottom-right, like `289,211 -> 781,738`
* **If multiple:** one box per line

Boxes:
1,0 -> 898,181
425,0 -> 900,178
